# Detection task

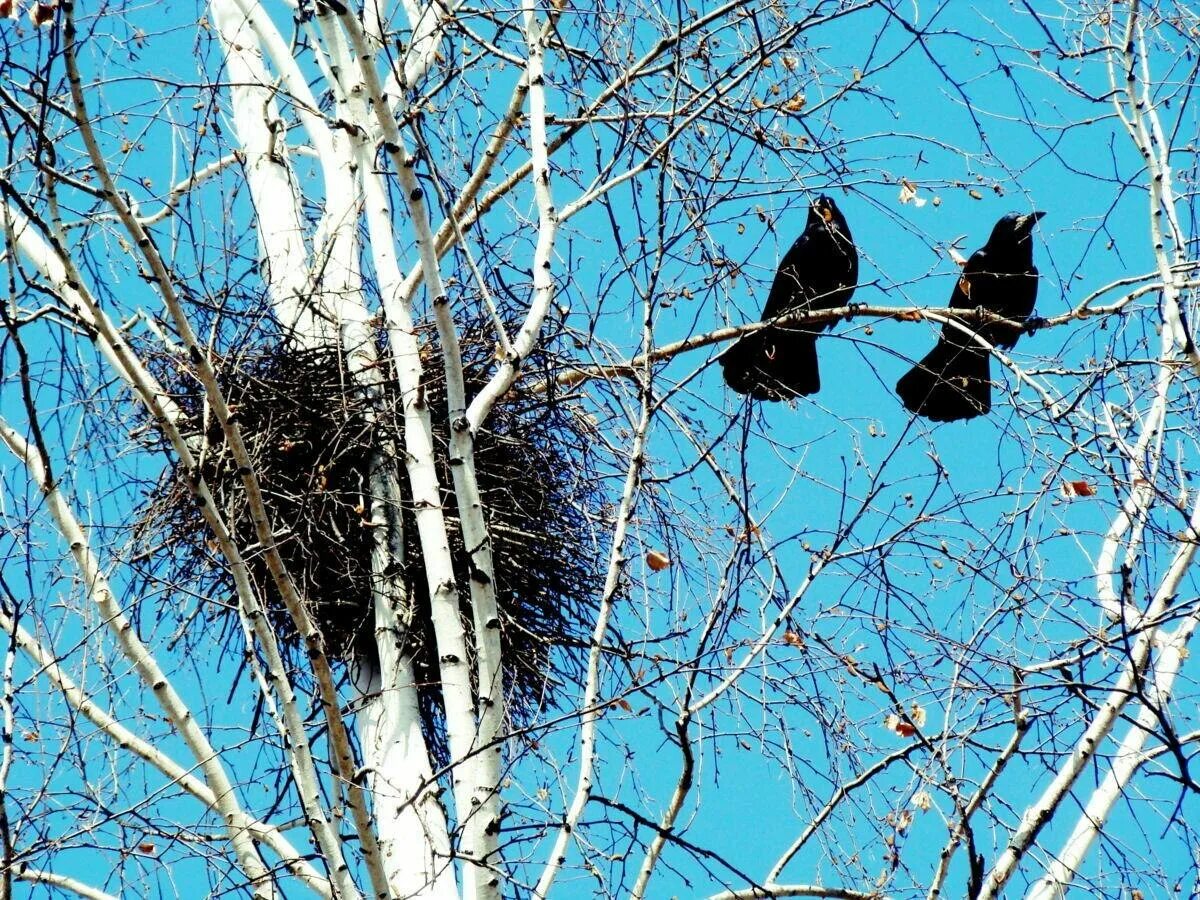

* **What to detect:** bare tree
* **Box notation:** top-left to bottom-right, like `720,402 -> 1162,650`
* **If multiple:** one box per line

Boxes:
1,0 -> 1199,898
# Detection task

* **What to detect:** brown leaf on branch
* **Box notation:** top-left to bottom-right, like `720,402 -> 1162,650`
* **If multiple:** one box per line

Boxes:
30,0 -> 55,24
783,630 -> 805,649
885,714 -> 918,738
645,550 -> 671,571
1061,480 -> 1097,498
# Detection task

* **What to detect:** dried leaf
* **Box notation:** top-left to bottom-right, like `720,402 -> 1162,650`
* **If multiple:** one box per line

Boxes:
968,188 -> 984,200
645,550 -> 671,571
884,714 -> 918,738
898,178 -> 928,208
784,93 -> 806,112
1061,480 -> 1097,499
783,630 -> 805,649
30,0 -> 54,24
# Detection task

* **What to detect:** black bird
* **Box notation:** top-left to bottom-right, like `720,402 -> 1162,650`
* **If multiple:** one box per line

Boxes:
720,195 -> 858,400
896,211 -> 1045,422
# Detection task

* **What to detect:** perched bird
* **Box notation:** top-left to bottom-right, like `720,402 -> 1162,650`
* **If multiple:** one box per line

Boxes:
896,211 -> 1045,422
720,194 -> 858,400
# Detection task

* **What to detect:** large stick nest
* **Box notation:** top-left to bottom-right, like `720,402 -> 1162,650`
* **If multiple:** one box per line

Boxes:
141,324 -> 609,758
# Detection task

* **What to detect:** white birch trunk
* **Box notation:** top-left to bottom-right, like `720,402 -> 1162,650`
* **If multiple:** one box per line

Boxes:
212,1 -> 461,895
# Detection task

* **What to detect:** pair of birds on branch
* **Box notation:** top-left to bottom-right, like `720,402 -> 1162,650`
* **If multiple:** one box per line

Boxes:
719,196 -> 1045,422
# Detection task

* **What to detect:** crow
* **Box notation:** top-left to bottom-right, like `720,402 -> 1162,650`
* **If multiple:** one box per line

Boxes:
896,211 -> 1045,422
720,194 -> 858,400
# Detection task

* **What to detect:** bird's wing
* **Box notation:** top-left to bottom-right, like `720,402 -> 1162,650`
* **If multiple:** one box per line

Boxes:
1004,262 -> 1039,320
759,234 -> 812,320
947,247 -> 988,311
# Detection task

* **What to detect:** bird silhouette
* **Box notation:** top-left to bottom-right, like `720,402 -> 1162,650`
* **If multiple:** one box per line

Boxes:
896,211 -> 1044,422
720,195 -> 858,401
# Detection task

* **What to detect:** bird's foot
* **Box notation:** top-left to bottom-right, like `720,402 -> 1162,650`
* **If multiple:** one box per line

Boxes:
1024,315 -> 1047,336
845,301 -> 869,320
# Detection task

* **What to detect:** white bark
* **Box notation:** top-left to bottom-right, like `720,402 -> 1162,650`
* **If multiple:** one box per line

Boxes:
61,4 -> 387,893
358,147 -> 477,894
330,9 -> 509,897
0,420 -> 276,899
0,607 -> 333,897
13,868 -> 120,900
1021,4 -> 1200,895
979,489 -> 1200,900
211,0 -> 334,344
1026,614 -> 1200,899
5,189 -> 354,895
355,656 -> 459,899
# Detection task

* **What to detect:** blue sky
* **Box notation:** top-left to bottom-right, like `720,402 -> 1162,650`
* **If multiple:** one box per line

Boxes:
574,3 -> 1200,897
4,1 -> 1200,898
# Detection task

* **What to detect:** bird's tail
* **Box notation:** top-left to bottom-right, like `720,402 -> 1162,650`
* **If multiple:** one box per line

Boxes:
720,326 -> 820,401
896,339 -> 991,422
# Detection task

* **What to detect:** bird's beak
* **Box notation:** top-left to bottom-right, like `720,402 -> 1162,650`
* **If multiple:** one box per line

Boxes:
1017,211 -> 1046,232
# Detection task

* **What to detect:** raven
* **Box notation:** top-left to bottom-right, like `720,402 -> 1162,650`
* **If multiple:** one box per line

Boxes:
720,195 -> 858,400
896,211 -> 1045,422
